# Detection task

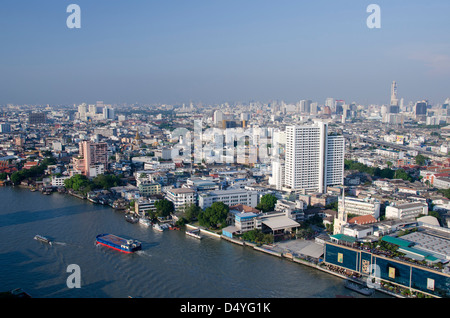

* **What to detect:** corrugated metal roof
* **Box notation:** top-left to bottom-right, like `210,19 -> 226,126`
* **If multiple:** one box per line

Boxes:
381,236 -> 413,248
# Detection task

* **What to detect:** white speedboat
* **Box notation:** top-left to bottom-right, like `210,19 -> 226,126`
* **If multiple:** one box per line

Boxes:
153,223 -> 164,232
139,218 -> 151,227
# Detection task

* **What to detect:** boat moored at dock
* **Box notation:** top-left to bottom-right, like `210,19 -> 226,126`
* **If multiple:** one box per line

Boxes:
153,223 -> 164,232
125,214 -> 139,224
139,218 -> 151,227
186,229 -> 202,240
95,234 -> 141,253
344,280 -> 374,296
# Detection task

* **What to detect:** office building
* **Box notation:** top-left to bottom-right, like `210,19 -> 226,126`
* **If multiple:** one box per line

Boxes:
198,189 -> 258,209
285,121 -> 344,193
28,112 -> 46,125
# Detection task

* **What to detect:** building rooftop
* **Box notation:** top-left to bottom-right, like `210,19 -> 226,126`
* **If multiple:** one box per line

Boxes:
261,215 -> 300,231
381,236 -> 414,248
169,188 -> 195,194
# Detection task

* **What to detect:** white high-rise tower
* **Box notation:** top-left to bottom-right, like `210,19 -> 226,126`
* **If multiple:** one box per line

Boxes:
285,121 -> 344,193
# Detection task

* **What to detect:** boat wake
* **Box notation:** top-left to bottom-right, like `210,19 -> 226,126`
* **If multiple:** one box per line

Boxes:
135,250 -> 152,258
52,241 -> 67,246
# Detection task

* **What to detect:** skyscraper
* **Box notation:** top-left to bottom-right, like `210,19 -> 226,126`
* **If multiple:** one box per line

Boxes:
285,121 -> 344,193
414,100 -> 428,118
389,81 -> 400,113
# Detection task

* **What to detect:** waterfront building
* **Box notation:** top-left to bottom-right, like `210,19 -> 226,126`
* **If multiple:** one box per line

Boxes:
323,239 -> 450,298
51,175 -> 70,187
134,197 -> 158,216
198,189 -> 258,210
165,188 -> 196,212
284,121 -> 344,193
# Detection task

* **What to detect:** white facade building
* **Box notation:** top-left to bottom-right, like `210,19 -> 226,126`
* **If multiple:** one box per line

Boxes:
269,160 -> 285,190
198,189 -> 258,209
285,121 -> 344,193
51,175 -> 70,187
385,202 -> 428,220
165,188 -> 196,211
338,196 -> 381,219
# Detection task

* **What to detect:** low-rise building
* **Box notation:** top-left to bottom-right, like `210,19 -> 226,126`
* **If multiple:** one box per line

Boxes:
165,188 -> 196,211
385,202 -> 428,220
339,196 -> 381,219
51,175 -> 70,187
198,189 -> 258,209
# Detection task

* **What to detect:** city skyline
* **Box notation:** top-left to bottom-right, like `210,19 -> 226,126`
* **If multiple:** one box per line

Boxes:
1,1 -> 450,106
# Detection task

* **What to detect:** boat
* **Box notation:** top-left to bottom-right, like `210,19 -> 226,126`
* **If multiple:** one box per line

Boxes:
344,280 -> 374,296
153,223 -> 164,232
95,234 -> 141,253
160,223 -> 170,230
125,214 -> 139,224
34,235 -> 52,245
186,229 -> 202,240
139,218 -> 152,227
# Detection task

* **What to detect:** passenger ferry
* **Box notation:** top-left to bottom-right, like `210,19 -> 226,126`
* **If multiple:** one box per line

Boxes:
95,234 -> 142,253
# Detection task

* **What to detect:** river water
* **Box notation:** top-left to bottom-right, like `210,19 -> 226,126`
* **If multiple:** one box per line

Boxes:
0,186 -> 385,298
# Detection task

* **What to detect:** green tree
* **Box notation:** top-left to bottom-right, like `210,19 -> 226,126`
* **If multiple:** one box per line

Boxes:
393,168 -> 413,182
415,154 -> 429,166
256,194 -> 278,212
198,201 -> 229,229
154,199 -> 175,218
92,174 -> 121,189
64,174 -> 91,192
183,204 -> 201,222
241,229 -> 273,244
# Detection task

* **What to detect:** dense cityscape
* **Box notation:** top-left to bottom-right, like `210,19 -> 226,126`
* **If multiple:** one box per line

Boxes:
1,80 -> 450,299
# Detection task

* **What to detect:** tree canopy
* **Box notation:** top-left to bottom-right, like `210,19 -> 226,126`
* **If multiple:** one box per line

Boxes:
154,199 -> 175,218
256,194 -> 277,212
198,201 -> 229,229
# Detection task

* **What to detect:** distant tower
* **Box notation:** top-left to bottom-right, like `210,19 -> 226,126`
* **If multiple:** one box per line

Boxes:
389,81 -> 399,113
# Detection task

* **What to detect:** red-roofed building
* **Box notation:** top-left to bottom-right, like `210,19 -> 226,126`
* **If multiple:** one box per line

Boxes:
347,215 -> 377,225
230,204 -> 260,214
23,161 -> 39,170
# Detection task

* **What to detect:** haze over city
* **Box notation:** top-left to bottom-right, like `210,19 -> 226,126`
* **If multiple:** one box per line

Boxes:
1,0 -> 449,106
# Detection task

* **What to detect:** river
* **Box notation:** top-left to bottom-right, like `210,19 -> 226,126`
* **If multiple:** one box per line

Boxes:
0,186 -> 386,298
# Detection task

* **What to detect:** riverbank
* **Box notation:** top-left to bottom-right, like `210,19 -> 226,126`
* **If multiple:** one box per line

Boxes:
20,185 -> 400,298
185,224 -> 403,298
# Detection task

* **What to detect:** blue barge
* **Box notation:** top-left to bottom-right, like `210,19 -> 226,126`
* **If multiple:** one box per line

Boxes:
96,234 -> 141,253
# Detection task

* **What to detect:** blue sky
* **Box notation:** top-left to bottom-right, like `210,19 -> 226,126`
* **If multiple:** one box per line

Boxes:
0,1 -> 449,106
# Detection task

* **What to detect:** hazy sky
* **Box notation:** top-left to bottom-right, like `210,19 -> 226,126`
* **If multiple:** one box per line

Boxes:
0,1 -> 449,106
